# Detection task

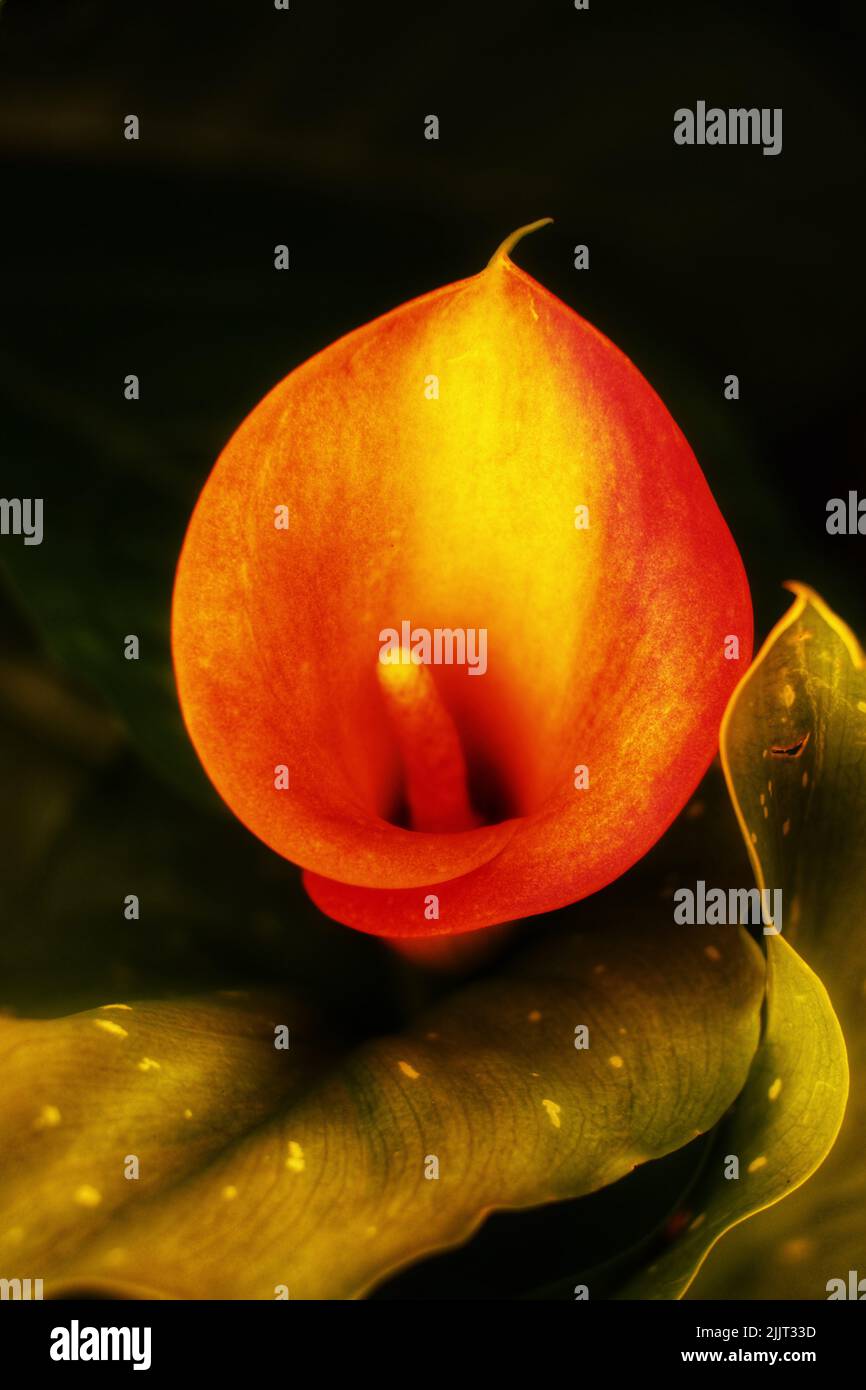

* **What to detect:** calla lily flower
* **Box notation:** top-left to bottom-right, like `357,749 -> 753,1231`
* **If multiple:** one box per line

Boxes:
172,220 -> 752,936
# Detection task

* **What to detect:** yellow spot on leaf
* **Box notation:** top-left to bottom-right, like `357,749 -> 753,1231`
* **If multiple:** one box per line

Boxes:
74,1185 -> 102,1208
608,1055 -> 624,1069
94,1019 -> 128,1038
542,1099 -> 561,1128
34,1104 -> 62,1130
183,1108 -> 193,1119
398,1060 -> 420,1079
782,683 -> 795,708
285,1140 -> 305,1173
747,1155 -> 768,1174
222,1185 -> 238,1200
768,1077 -> 783,1101
137,1057 -> 161,1072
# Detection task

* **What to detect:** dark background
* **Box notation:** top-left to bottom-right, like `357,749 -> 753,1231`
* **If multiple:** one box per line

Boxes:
0,0 -> 863,1300
2,0 -> 865,638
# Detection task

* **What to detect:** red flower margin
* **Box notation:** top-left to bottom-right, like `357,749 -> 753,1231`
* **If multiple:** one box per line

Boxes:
172,221 -> 752,937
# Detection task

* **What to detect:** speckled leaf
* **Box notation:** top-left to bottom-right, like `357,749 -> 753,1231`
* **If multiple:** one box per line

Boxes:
619,934 -> 847,1298
687,585 -> 864,1299
0,919 -> 763,1299
719,583 -> 866,961
626,585 -> 854,1299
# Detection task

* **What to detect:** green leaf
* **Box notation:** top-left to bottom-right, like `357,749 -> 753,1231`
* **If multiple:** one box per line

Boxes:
618,934 -> 847,1298
640,584 -> 857,1299
718,583 -> 866,966
685,585 -> 866,1299
0,918 -> 763,1299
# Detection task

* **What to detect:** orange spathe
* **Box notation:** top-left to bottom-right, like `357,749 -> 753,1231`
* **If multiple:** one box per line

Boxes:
172,222 -> 752,936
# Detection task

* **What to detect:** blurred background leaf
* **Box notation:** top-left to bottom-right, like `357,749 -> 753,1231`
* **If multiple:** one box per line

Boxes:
0,583 -> 395,1030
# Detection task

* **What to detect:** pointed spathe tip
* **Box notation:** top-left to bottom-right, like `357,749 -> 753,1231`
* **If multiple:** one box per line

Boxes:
487,218 -> 554,269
